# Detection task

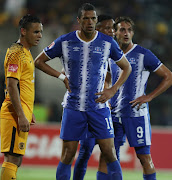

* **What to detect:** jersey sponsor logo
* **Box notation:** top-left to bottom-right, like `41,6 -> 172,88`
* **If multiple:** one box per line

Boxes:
19,142 -> 25,150
129,58 -> 136,64
93,47 -> 102,54
48,41 -> 55,49
73,47 -> 80,51
8,64 -> 18,73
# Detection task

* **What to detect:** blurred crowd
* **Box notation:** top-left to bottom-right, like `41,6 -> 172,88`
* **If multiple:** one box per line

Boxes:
0,0 -> 172,126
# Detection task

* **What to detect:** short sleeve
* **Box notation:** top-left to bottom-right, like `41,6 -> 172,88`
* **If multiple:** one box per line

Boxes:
6,51 -> 23,80
110,39 -> 123,62
44,36 -> 63,59
144,49 -> 162,72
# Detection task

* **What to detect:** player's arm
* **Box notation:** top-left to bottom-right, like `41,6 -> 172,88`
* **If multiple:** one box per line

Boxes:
34,51 -> 71,92
130,64 -> 172,109
7,77 -> 30,132
113,56 -> 131,91
95,56 -> 131,103
104,72 -> 111,89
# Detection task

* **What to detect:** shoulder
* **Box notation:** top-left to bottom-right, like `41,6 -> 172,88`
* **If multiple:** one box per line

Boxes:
134,44 -> 153,55
59,31 -> 77,41
7,43 -> 25,61
97,32 -> 114,42
8,43 -> 24,54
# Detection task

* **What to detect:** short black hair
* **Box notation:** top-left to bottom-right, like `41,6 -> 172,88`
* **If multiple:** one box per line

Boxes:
78,3 -> 96,19
114,16 -> 135,31
19,14 -> 41,30
97,14 -> 113,23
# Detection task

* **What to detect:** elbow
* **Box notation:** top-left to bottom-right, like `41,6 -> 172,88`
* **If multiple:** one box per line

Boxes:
34,58 -> 42,69
164,72 -> 172,88
170,72 -> 172,86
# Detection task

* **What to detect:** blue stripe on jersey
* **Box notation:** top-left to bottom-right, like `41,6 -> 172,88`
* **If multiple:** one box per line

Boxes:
44,31 -> 123,111
110,44 -> 162,117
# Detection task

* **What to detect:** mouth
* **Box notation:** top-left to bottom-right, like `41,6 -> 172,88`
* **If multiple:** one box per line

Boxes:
35,40 -> 40,44
124,37 -> 129,41
87,26 -> 94,30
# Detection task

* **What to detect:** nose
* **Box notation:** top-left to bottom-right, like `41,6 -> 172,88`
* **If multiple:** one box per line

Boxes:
124,30 -> 129,36
88,20 -> 92,24
38,32 -> 42,38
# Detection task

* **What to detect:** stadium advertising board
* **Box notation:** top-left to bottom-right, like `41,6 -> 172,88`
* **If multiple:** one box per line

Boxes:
0,125 -> 172,169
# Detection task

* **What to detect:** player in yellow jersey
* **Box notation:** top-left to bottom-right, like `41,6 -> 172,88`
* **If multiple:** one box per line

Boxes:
0,14 -> 43,180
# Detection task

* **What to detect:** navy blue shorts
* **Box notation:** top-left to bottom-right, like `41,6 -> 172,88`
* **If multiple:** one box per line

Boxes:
112,114 -> 151,154
60,107 -> 114,141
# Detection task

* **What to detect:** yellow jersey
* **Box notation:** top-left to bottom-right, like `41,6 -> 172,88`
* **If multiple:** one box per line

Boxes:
1,43 -> 35,121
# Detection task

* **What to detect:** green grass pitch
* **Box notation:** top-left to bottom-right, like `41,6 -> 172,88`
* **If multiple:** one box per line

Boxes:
14,167 -> 172,180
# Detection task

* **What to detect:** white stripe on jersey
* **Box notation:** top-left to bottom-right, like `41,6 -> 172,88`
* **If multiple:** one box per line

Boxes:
61,41 -> 70,108
62,41 -> 69,76
79,43 -> 90,111
134,53 -> 144,100
133,53 -> 150,116
97,41 -> 110,109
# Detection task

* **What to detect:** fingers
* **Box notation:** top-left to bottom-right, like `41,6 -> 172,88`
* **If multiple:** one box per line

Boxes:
64,78 -> 71,93
19,124 -> 30,132
95,92 -> 103,95
67,85 -> 71,93
95,94 -> 108,103
30,122 -> 35,125
95,97 -> 107,103
130,100 -> 142,110
130,101 -> 138,108
31,114 -> 36,125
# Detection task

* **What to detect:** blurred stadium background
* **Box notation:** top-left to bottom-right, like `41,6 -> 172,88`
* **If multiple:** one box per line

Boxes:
0,0 -> 172,179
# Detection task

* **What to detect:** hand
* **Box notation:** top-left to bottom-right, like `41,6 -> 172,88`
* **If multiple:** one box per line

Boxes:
64,77 -> 71,93
130,95 -> 152,110
31,114 -> 36,125
95,88 -> 115,103
18,116 -> 30,132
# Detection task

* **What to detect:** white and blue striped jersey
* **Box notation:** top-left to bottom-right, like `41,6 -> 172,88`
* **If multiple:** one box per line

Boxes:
109,44 -> 162,117
44,30 -> 123,111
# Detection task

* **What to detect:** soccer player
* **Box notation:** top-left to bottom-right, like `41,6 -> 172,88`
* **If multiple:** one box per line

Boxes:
34,3 -> 131,180
0,14 -> 43,180
108,16 -> 172,180
73,14 -> 117,180
73,16 -> 172,180
100,16 -> 172,180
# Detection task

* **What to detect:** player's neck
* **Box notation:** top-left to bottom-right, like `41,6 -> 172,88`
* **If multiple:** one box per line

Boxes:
17,38 -> 31,50
120,42 -> 134,54
78,30 -> 97,42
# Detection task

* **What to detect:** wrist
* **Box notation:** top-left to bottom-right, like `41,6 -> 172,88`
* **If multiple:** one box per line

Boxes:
58,73 -> 66,81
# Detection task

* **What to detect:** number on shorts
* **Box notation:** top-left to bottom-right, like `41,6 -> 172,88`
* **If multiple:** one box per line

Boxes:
105,117 -> 113,129
137,126 -> 143,138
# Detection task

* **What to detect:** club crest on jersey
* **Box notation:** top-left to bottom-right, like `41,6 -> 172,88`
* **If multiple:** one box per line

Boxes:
18,142 -> 25,150
93,47 -> 102,54
48,41 -> 55,49
129,58 -> 136,64
8,64 -> 18,73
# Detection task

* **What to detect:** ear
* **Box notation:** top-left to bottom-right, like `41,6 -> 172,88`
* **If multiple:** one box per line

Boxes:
95,16 -> 98,24
21,28 -> 26,36
77,17 -> 80,24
